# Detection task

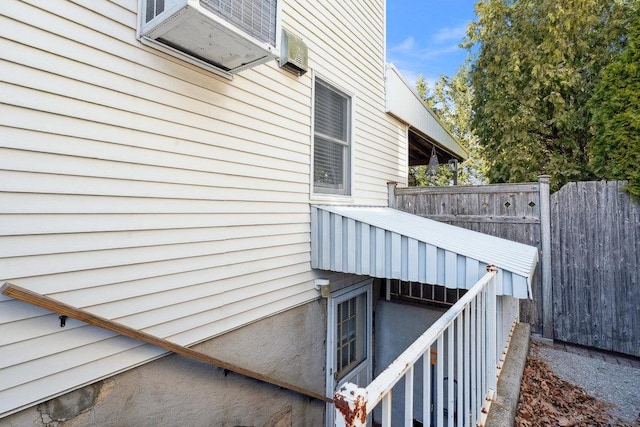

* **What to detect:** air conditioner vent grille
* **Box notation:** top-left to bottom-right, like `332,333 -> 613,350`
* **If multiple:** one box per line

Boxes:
200,0 -> 277,46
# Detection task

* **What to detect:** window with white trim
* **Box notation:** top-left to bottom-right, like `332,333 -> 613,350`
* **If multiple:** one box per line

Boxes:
335,292 -> 367,379
313,79 -> 351,195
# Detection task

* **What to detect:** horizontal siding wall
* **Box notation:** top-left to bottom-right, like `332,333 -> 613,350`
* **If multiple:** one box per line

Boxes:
0,0 -> 404,417
0,0 -> 388,417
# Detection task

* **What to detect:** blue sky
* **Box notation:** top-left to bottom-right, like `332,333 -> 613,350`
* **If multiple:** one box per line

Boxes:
386,0 -> 478,87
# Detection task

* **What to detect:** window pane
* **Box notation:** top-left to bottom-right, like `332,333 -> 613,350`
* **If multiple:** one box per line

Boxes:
335,293 -> 367,379
314,137 -> 345,189
313,79 -> 350,195
341,346 -> 348,368
314,82 -> 348,141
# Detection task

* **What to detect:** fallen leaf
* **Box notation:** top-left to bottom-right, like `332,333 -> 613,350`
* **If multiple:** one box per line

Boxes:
514,342 -> 629,427
558,416 -> 577,426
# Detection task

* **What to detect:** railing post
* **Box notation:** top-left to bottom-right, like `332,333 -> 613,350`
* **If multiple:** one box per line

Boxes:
479,289 -> 486,409
538,175 -> 553,339
436,336 -> 444,427
456,315 -> 463,427
381,393 -> 392,426
404,366 -> 414,427
470,296 -> 477,423
447,324 -> 455,426
334,383 -> 368,427
463,305 -> 470,427
423,352 -> 431,427
486,269 -> 497,393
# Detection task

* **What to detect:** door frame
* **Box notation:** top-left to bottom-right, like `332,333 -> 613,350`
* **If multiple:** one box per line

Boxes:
325,279 -> 373,425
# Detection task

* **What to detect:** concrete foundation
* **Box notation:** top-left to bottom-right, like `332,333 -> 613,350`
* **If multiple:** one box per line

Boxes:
485,323 -> 530,427
1,301 -> 327,427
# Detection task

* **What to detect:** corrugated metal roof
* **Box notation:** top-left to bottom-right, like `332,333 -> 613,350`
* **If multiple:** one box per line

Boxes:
311,205 -> 539,299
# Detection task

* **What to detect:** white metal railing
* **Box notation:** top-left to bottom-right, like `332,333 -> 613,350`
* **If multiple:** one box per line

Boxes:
334,268 -> 500,427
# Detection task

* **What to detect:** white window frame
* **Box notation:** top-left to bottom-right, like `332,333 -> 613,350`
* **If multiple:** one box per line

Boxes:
311,75 -> 355,198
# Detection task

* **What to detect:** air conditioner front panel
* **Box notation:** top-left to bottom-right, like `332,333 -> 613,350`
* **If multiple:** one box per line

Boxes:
200,0 -> 277,47
141,0 -> 278,73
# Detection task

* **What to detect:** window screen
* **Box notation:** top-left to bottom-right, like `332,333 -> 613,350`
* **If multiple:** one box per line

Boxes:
313,80 -> 351,195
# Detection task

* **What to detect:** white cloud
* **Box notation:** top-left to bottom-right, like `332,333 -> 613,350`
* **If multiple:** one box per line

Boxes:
432,24 -> 468,43
390,36 -> 415,52
391,43 -> 460,62
387,27 -> 469,82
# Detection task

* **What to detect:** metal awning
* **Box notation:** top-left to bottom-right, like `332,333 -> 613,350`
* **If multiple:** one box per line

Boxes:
311,205 -> 539,299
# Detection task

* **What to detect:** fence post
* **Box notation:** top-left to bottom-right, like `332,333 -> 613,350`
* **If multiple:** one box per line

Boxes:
538,175 -> 553,339
387,182 -> 398,209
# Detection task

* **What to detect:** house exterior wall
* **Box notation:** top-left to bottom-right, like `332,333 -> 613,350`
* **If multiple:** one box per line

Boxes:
0,0 -> 407,419
0,302 -> 327,426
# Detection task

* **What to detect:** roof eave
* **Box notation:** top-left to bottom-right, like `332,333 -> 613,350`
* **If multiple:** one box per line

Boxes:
384,63 -> 468,161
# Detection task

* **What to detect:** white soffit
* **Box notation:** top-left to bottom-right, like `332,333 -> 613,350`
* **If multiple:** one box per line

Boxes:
385,63 -> 468,160
311,205 -> 539,299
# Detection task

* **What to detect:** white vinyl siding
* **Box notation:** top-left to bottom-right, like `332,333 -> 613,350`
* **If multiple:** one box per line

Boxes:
0,0 -> 405,417
0,0 -> 313,416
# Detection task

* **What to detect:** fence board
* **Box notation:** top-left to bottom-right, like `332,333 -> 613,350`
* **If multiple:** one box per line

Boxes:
396,179 -> 638,356
395,181 -> 544,333
551,181 -> 640,356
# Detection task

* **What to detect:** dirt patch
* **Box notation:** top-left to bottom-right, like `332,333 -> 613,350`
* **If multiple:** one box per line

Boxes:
515,342 -> 638,427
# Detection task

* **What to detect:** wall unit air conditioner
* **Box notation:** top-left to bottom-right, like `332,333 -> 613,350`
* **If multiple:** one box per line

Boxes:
140,0 -> 280,78
279,30 -> 308,76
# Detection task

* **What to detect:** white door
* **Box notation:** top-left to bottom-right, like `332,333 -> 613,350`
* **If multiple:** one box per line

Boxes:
325,280 -> 373,426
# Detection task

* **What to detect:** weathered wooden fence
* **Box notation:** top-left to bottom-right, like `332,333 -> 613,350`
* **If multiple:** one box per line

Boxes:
551,181 -> 640,357
392,177 -> 551,336
393,179 -> 639,357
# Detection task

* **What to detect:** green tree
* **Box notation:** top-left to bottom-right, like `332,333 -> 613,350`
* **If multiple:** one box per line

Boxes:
588,4 -> 640,198
411,64 -> 484,186
467,0 -> 629,190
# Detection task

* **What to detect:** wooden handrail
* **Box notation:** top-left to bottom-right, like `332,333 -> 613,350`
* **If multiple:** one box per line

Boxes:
1,282 -> 331,403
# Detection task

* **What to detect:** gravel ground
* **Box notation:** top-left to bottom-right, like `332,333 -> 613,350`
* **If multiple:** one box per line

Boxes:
532,337 -> 640,424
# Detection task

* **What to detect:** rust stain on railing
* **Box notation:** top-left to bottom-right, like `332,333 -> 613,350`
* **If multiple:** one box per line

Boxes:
334,384 -> 367,427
